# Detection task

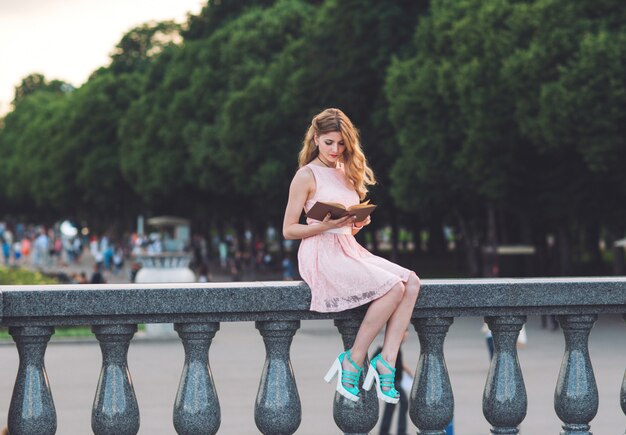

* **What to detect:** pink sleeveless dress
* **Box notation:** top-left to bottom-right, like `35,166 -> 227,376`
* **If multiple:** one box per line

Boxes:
298,162 -> 412,313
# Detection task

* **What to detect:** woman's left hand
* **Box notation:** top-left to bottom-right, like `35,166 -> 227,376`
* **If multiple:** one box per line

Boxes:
353,215 -> 371,229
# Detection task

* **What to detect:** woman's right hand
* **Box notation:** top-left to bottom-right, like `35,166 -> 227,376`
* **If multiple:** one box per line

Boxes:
322,213 -> 355,229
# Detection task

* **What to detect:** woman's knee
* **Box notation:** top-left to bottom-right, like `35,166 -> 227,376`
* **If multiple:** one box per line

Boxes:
406,272 -> 420,298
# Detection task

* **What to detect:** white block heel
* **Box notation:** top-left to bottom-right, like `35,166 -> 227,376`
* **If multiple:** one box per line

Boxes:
366,354 -> 400,404
324,358 -> 341,383
363,365 -> 376,390
324,351 -> 362,402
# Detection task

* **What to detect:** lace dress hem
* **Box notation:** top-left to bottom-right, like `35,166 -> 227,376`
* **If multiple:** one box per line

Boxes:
310,271 -> 410,313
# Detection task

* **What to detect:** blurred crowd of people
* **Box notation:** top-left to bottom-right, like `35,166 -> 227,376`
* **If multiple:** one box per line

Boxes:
0,222 -> 83,268
0,221 -> 126,284
192,231 -> 296,282
1,220 -> 297,284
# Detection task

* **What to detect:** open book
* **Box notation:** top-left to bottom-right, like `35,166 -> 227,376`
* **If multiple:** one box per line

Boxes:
306,200 -> 377,223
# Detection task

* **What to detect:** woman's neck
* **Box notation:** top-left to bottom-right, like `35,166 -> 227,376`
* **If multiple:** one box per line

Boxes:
316,155 -> 335,168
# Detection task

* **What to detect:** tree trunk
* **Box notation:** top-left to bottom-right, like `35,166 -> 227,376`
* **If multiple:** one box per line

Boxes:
520,218 -> 535,276
390,209 -> 399,262
427,218 -> 446,256
583,221 -> 603,274
484,203 -> 498,277
605,227 -> 625,275
455,211 -> 481,277
234,219 -> 246,253
410,219 -> 422,254
614,246 -> 625,275
557,226 -> 572,276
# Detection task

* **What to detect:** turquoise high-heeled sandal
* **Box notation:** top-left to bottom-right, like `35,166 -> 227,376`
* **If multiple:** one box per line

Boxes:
323,349 -> 362,402
363,353 -> 400,404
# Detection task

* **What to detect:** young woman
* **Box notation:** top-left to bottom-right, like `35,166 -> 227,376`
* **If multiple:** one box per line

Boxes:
282,108 -> 420,404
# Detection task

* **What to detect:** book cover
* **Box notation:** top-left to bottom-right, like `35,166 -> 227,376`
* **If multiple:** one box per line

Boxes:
306,201 -> 377,223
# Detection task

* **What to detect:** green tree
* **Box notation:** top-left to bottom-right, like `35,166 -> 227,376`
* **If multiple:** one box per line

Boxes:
387,0 -> 515,274
119,0 -> 313,239
216,0 -> 314,225
503,0 -> 626,273
0,90 -> 73,218
110,20 -> 182,75
12,73 -> 72,109
61,71 -> 142,227
388,0 -> 626,275
183,0 -> 276,41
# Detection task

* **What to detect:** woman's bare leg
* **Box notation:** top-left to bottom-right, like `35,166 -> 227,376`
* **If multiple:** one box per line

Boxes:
341,281 -> 405,372
380,272 -> 421,369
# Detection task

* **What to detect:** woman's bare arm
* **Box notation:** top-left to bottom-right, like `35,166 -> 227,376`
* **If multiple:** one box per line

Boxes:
282,167 -> 354,240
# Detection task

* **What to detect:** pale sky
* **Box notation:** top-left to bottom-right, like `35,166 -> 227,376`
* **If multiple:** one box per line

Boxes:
0,0 -> 206,115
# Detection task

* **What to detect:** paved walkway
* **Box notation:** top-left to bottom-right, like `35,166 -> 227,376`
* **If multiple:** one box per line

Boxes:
17,253 -> 134,285
20,252 -> 277,284
3,258 -> 625,433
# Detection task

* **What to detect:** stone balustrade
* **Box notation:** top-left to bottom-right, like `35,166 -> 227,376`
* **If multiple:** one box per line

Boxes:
1,277 -> 625,435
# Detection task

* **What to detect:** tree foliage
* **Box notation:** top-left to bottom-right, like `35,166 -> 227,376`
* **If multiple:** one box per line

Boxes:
1,0 -> 625,274
12,73 -> 72,107
387,0 -> 626,273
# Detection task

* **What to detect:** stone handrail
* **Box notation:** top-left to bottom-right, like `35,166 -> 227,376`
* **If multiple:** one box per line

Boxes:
1,277 -> 625,434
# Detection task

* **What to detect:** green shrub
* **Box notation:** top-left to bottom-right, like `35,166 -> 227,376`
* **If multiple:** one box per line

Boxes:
0,266 -> 59,285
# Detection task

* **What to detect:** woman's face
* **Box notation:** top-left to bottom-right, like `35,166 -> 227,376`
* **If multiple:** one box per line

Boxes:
316,131 -> 346,164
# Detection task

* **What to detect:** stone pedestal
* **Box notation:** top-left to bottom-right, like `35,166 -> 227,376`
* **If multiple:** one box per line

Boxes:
134,254 -> 195,338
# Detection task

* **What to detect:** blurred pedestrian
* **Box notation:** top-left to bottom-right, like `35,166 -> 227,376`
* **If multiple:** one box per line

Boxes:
112,246 -> 124,274
229,251 -> 244,281
197,262 -> 211,283
20,236 -> 31,262
282,255 -> 295,280
219,240 -> 228,269
12,239 -> 22,264
373,331 -> 412,435
1,230 -> 12,265
90,264 -> 106,284
72,237 -> 82,263
78,272 -> 88,284
103,244 -> 114,271
33,228 -> 49,267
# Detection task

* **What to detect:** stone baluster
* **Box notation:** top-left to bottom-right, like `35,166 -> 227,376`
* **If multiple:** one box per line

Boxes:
254,320 -> 301,435
622,314 -> 626,435
554,314 -> 598,435
410,317 -> 454,435
8,326 -> 57,435
483,316 -> 527,435
622,371 -> 626,435
92,324 -> 140,435
173,322 -> 221,435
332,318 -> 378,435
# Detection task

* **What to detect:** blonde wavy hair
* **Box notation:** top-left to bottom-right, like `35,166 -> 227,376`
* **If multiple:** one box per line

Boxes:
298,108 -> 376,200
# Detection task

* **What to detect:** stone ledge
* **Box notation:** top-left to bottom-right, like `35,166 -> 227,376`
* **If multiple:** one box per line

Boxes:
1,277 -> 625,326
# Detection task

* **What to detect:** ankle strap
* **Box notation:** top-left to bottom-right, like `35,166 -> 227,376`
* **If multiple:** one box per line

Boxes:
346,350 -> 362,372
373,354 -> 395,373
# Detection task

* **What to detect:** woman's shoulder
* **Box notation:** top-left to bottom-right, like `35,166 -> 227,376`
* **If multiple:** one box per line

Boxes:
291,165 -> 315,188
296,164 -> 319,179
